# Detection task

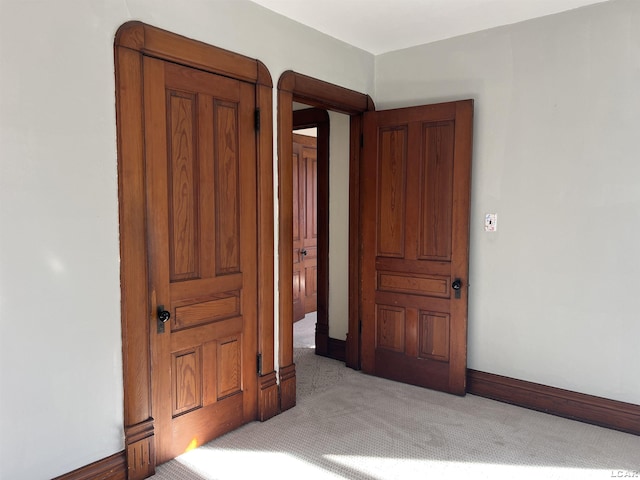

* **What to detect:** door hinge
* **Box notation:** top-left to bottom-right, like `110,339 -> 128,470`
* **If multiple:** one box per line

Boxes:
254,108 -> 260,131
257,353 -> 262,375
359,320 -> 362,334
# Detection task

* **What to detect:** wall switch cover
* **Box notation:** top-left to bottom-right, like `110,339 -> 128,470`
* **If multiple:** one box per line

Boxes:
485,213 -> 497,232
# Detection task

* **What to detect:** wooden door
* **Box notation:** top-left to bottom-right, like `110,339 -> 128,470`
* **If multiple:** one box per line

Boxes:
292,136 -> 305,322
301,135 -> 318,313
292,134 -> 318,320
144,57 -> 258,463
361,100 -> 473,395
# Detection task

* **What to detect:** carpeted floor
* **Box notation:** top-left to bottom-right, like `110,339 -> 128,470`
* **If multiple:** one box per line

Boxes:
152,314 -> 639,479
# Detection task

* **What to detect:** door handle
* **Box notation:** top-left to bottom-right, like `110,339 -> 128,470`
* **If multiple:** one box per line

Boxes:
157,305 -> 170,333
452,279 -> 462,299
300,249 -> 308,257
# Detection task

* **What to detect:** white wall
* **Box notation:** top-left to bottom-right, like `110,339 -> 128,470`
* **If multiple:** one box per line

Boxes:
328,111 -> 350,340
375,0 -> 640,405
0,1 -> 373,478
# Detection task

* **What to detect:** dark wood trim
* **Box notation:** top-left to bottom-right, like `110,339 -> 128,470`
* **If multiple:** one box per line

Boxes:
346,114 -> 363,370
114,35 -> 156,478
256,73 -> 276,422
279,70 -> 371,115
115,21 -> 275,477
258,371 -> 279,421
327,337 -> 346,362
115,22 -> 271,87
293,108 -> 330,357
277,87 -> 295,381
279,363 -> 297,412
125,419 -> 154,480
277,71 -> 374,409
256,60 -> 272,87
53,452 -> 126,480
315,321 -> 329,357
467,369 -> 640,436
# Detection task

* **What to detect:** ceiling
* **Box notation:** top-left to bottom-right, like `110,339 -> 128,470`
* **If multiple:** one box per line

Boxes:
249,0 -> 611,54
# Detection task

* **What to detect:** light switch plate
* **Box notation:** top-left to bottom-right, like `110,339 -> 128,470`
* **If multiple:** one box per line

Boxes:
485,213 -> 497,232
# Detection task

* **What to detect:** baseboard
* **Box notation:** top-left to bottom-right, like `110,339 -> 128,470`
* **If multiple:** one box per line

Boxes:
125,419 -> 155,480
326,337 -> 346,362
467,369 -> 640,436
315,321 -> 329,357
53,451 -> 126,480
279,363 -> 297,412
258,370 -> 279,421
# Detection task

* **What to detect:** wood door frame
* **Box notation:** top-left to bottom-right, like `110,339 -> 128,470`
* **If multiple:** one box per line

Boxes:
292,108 -> 329,353
115,21 -> 276,479
277,71 -> 374,411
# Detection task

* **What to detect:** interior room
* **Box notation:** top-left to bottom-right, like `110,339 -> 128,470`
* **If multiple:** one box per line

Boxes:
0,1 -> 638,479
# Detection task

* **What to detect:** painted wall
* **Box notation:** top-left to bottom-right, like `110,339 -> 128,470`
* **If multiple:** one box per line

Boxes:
328,111 -> 350,340
0,1 -> 373,478
375,0 -> 640,405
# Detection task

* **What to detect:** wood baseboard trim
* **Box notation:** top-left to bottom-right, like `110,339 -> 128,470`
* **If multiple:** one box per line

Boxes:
53,451 -> 126,480
315,321 -> 329,357
124,419 -> 155,480
258,371 -> 279,421
279,363 -> 296,412
326,337 -> 346,362
467,369 -> 640,436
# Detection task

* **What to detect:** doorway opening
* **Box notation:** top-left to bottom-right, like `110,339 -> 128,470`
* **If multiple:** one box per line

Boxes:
292,107 -> 329,357
277,71 -> 375,411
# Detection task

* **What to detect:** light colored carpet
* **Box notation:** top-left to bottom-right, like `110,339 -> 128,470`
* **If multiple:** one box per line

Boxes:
294,311 -> 317,349
152,315 -> 639,479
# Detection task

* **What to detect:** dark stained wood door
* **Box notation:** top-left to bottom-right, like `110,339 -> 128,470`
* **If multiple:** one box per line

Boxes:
301,136 -> 318,314
292,134 -> 318,320
292,135 -> 305,322
144,56 -> 258,463
361,100 -> 473,395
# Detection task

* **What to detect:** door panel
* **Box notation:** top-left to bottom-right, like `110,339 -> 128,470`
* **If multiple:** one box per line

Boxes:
419,121 -> 454,260
376,127 -> 406,258
292,139 -> 305,322
144,57 -> 258,463
361,100 -> 473,395
303,142 -> 318,313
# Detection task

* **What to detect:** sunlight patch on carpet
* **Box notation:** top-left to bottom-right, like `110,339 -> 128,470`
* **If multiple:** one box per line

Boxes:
175,448 -> 344,479
324,455 -> 614,480
170,447 -> 619,480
